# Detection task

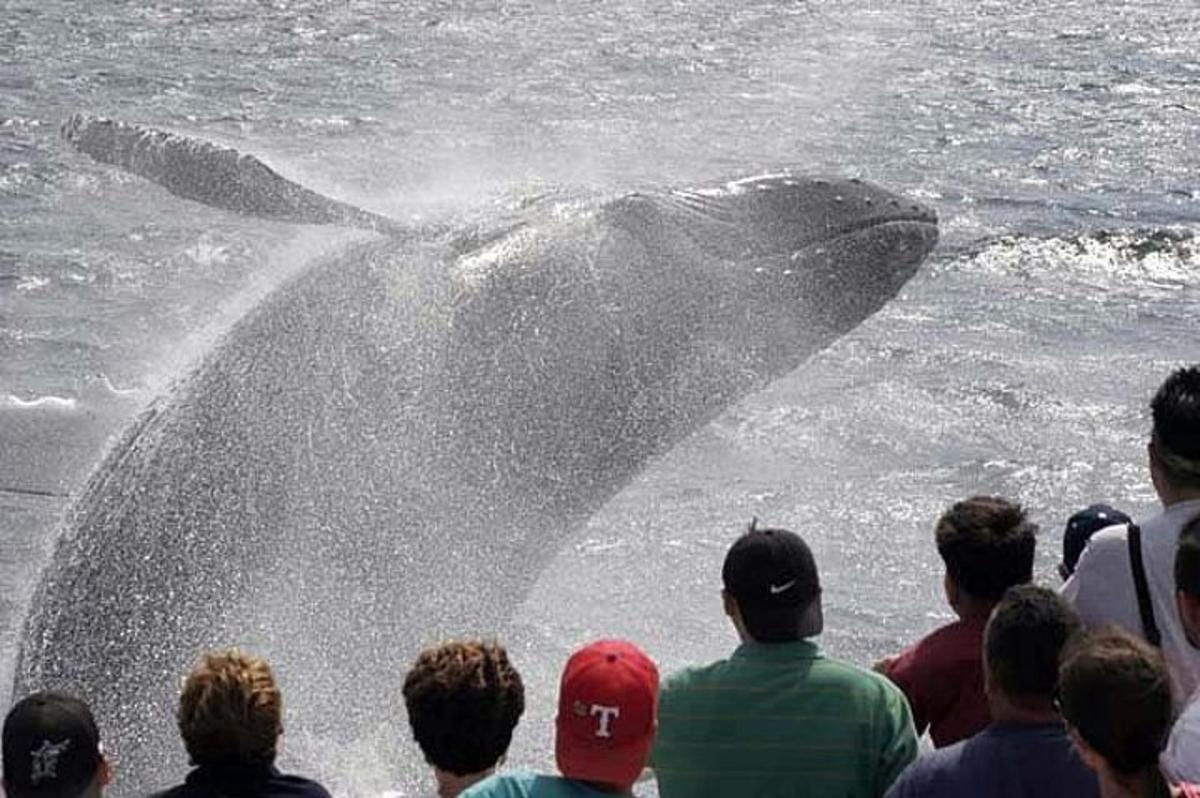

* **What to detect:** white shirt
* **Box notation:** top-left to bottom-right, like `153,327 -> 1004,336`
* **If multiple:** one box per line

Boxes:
1062,498 -> 1200,710
1163,690 -> 1200,782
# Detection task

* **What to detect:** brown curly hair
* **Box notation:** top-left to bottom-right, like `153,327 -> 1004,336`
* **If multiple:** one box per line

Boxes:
402,640 -> 524,776
177,650 -> 283,768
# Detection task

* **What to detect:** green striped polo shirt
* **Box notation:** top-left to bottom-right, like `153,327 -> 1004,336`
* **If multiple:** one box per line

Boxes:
651,640 -> 917,798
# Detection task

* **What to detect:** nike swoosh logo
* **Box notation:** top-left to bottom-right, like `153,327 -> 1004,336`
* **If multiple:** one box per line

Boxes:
769,579 -> 796,595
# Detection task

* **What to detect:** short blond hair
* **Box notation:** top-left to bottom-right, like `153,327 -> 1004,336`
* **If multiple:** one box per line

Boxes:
178,650 -> 282,768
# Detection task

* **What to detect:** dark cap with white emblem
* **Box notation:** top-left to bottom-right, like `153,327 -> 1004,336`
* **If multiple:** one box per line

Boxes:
2,692 -> 102,798
722,522 -> 822,642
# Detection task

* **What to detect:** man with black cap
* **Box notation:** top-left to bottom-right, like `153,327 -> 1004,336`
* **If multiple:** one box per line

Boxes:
1064,365 -> 1200,709
3,691 -> 112,798
650,523 -> 917,798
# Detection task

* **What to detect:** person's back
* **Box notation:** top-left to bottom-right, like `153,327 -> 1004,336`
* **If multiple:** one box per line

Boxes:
884,586 -> 1098,798
1063,365 -> 1200,707
651,523 -> 917,798
657,642 -> 913,797
152,650 -> 331,798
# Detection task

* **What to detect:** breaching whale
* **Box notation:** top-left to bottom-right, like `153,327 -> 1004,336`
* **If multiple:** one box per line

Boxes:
16,116 -> 938,796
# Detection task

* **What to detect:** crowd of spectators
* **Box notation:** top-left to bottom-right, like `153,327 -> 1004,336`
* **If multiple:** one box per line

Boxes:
4,365 -> 1200,797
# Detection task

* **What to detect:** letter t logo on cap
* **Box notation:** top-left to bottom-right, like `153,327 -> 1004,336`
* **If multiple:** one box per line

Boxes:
590,704 -> 620,738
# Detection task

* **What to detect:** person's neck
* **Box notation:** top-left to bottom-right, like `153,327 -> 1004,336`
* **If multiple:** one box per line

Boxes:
987,691 -> 1059,725
575,779 -> 632,794
1099,767 -> 1171,798
953,595 -> 996,624
434,767 -> 493,798
1159,484 -> 1200,507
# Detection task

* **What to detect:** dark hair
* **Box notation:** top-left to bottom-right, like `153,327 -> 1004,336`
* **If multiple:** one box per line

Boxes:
1058,630 -> 1173,776
935,496 -> 1036,601
985,585 -> 1080,700
402,640 -> 524,777
1151,366 -> 1200,488
1177,515 -> 1200,598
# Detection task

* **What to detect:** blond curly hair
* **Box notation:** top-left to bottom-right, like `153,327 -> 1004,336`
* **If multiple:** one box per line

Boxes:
177,649 -> 283,768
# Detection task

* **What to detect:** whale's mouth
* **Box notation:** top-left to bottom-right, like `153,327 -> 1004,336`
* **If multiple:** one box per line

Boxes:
653,176 -> 938,268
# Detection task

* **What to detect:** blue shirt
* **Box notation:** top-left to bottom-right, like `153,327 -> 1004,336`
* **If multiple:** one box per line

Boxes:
462,772 -> 635,798
884,721 -> 1100,798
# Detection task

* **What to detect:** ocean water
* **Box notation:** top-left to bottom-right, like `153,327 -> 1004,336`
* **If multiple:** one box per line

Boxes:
2,0 -> 1199,795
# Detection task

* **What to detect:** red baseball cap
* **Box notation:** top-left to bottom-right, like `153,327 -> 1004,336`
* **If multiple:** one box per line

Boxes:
555,640 -> 658,791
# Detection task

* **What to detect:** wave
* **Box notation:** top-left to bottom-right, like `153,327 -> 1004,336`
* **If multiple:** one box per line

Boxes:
940,229 -> 1200,289
0,394 -> 78,412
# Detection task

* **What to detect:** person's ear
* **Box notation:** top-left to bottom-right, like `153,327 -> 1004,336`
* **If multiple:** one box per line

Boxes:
1149,439 -> 1167,493
944,571 -> 959,608
1066,726 -> 1105,774
1177,590 -> 1200,648
721,590 -> 737,619
98,754 -> 113,787
798,595 -> 823,637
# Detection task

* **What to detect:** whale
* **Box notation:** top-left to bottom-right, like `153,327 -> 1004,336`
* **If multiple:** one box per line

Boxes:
16,117 -> 938,796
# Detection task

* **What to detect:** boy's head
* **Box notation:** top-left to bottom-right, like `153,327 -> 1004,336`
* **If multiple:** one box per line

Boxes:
177,650 -> 283,769
1059,504 -> 1131,580
555,640 -> 658,792
401,640 -> 524,792
2,691 -> 110,798
935,496 -> 1036,609
1149,365 -> 1200,493
1057,629 -> 1173,778
1175,515 -> 1200,648
983,585 -> 1080,708
721,523 -> 822,642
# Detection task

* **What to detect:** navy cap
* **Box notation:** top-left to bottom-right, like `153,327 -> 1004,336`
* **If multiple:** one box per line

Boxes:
1061,504 -> 1132,578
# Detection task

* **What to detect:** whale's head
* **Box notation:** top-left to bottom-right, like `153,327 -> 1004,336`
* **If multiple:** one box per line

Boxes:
599,175 -> 938,394
438,176 -> 937,499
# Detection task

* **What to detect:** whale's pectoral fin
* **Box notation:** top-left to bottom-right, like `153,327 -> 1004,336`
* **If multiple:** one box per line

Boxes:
61,112 -> 407,237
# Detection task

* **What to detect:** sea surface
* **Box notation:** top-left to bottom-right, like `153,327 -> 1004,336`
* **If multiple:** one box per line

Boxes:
2,0 -> 1199,795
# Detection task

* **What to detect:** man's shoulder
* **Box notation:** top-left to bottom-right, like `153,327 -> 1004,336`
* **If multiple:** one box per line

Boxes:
664,650 -> 895,689
885,741 -> 966,796
820,653 -> 911,698
1163,694 -> 1200,782
1066,521 -> 1132,589
148,785 -> 190,798
461,772 -> 539,798
1083,522 -> 1132,555
269,771 -> 334,798
661,654 -> 740,693
463,773 -> 605,798
899,619 -> 983,665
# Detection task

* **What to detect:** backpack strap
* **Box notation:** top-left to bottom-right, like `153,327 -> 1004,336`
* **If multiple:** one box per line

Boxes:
1128,523 -> 1162,647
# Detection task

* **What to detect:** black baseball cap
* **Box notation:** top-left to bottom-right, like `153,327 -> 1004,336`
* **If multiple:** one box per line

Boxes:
1060,503 -> 1131,579
2,692 -> 102,798
722,523 -> 821,642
